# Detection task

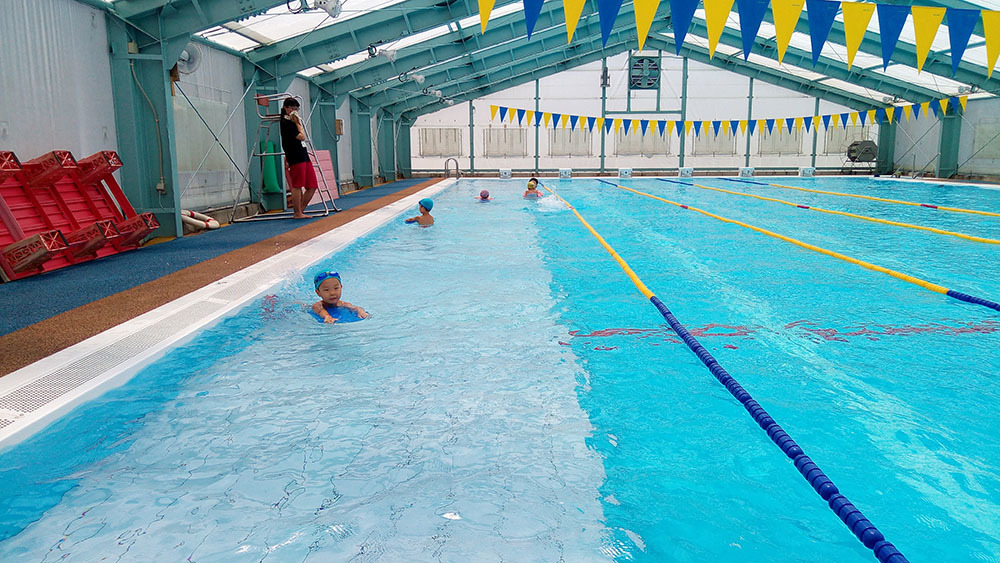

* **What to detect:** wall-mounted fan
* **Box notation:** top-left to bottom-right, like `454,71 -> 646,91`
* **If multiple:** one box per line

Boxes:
176,43 -> 203,74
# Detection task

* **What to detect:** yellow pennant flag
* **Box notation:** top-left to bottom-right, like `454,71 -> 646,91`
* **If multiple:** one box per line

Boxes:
866,109 -> 876,124
985,11 -> 1000,78
849,112 -> 859,126
704,0 -> 737,58
490,105 -> 499,121
543,112 -> 552,127
794,117 -> 804,131
842,2 -> 876,68
614,118 -> 623,133
702,120 -> 711,135
772,0 -> 806,64
831,114 -> 840,128
478,0 -> 495,33
509,110 -> 517,124
597,117 -> 606,133
757,119 -> 766,134
721,120 -> 731,135
634,0 -> 662,50
561,114 -> 570,129
912,6 -> 946,73
886,107 -> 895,122
920,101 -> 930,116
684,121 -> 694,135
959,96 -> 968,111
632,120 -> 641,134
938,98 -> 950,115
563,0 -> 587,42
903,105 -> 912,120
667,121 -> 676,136
525,110 -> 534,124
739,119 -> 748,135
812,115 -> 821,130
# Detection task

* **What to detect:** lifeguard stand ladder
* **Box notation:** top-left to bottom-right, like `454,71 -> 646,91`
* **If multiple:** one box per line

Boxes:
229,93 -> 341,223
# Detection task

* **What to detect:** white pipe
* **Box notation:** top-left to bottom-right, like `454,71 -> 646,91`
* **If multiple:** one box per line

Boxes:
181,209 -> 220,230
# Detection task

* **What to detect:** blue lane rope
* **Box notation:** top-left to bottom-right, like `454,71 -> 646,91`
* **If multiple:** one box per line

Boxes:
553,181 -> 908,562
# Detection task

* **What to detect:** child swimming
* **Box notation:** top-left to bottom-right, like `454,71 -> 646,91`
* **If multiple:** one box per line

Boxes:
405,198 -> 435,225
523,178 -> 543,198
477,189 -> 492,201
312,271 -> 369,324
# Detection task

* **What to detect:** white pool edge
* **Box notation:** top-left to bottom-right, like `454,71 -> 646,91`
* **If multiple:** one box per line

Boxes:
0,179 -> 455,449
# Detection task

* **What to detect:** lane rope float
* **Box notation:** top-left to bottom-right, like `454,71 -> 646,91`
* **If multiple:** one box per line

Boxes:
657,179 -> 1000,245
538,182 -> 909,563
720,177 -> 1000,219
602,179 -> 1000,313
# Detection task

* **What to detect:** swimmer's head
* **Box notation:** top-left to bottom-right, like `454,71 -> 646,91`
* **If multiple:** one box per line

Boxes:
419,198 -> 434,212
314,271 -> 342,303
527,178 -> 538,189
479,190 -> 490,199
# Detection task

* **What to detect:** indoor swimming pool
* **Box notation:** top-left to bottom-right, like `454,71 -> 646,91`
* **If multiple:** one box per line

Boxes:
1,177 -> 998,561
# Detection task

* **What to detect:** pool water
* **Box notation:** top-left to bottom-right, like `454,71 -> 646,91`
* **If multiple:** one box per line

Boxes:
1,177 -> 999,561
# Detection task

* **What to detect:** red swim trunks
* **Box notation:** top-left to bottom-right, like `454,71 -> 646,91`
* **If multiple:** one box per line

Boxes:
286,161 -> 318,190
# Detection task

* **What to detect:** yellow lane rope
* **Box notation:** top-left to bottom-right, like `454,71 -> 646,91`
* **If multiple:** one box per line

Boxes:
754,180 -> 1000,219
665,180 -> 1000,245
609,182 -> 951,295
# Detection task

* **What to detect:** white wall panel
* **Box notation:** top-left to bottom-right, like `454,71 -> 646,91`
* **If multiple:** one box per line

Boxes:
0,0 -> 117,160
957,97 -> 1000,177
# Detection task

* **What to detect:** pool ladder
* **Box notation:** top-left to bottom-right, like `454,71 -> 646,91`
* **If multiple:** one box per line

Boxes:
444,158 -> 461,179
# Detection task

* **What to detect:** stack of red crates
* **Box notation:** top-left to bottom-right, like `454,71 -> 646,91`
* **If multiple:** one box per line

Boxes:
0,150 -> 159,282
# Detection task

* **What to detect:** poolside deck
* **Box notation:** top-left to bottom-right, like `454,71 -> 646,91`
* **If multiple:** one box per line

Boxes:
0,178 -> 442,376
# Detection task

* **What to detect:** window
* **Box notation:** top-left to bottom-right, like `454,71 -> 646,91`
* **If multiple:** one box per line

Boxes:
824,125 -> 870,155
483,127 -> 528,157
692,130 -> 737,156
418,128 -> 462,157
759,128 -> 803,155
548,128 -> 593,156
614,128 -> 671,156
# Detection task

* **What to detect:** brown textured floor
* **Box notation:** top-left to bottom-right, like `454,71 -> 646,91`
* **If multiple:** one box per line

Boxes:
0,178 -> 443,377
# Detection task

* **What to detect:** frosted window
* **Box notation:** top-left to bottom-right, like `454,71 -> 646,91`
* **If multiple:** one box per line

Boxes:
418,128 -> 463,157
614,129 -> 671,156
692,131 -> 737,156
824,126 -> 871,156
548,129 -> 593,156
759,128 -> 803,155
483,128 -> 528,157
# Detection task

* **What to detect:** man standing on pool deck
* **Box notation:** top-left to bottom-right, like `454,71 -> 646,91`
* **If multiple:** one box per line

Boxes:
280,98 -> 317,219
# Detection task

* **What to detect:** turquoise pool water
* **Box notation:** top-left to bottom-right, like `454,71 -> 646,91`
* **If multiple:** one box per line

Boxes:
1,177 -> 999,561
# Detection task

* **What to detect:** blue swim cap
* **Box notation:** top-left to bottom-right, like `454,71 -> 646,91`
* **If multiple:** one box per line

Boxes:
419,198 -> 434,211
314,270 -> 340,289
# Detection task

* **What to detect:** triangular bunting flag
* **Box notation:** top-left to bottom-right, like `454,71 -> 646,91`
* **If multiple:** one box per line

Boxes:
920,101 -> 930,117
747,119 -> 757,135
526,110 -> 535,125
564,0 -> 587,42
875,108 -> 886,123
721,120 -> 731,135
866,109 -> 876,124
930,101 -> 940,117
622,119 -> 632,134
712,120 -> 722,135
602,117 -> 612,133
841,112 -> 850,127
842,2 -> 876,68
499,106 -> 509,121
736,0 -> 770,60
543,112 -> 552,127
634,0 -> 662,50
794,117 -> 804,131
858,111 -> 868,126
702,120 -> 711,135
849,112 -> 859,126
633,120 -> 641,134
806,0 -> 840,66
560,114 -> 570,129
490,105 -> 499,121
812,115 -> 821,131
522,0 -> 546,39
939,98 -> 950,115
822,114 -> 831,130
765,118 -> 775,134
959,95 -> 968,111
912,6 -> 946,72
730,120 -> 740,134
552,113 -> 562,128
479,0 -> 496,33
587,116 -> 597,132
785,117 -> 795,131
614,118 -> 623,133
668,121 -> 677,137
658,120 -> 666,135
684,121 -> 694,135
640,119 -> 650,135
946,9 -> 980,77
877,4 -> 910,70
831,114 -> 840,128
569,115 -> 579,130
597,0 -> 625,46
705,0 -> 738,58
534,111 -> 543,126
950,96 -> 961,113
670,0 -> 699,55
517,109 -> 526,125
886,107 -> 895,122
985,10 -> 1000,79
903,105 -> 912,120
739,119 -> 748,135
772,0 -> 806,64
693,121 -> 703,136
757,118 -> 767,134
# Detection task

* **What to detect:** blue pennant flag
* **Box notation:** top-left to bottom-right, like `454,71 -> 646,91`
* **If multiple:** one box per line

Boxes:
748,120 -> 758,135
597,0 -> 625,46
947,9 -> 980,77
551,113 -> 561,128
604,118 -> 614,133
804,117 -> 812,132
640,120 -> 650,135
670,0 -> 699,55
712,120 -> 722,135
876,4 -> 910,70
875,108 -> 887,122
693,121 -> 702,136
570,115 -> 579,130
912,104 -> 921,120
516,108 -> 526,124
623,119 -> 632,135
535,112 -> 544,126
658,120 -> 667,135
951,96 -> 962,113
765,119 -> 775,134
499,106 -> 508,122
858,111 -> 868,126
806,0 -> 840,66
737,0 -> 770,60
894,107 -> 903,123
587,116 -> 597,132
730,120 -> 740,134
523,0 -> 546,39
677,122 -> 685,137
785,117 -> 795,131
931,103 -> 940,117
840,113 -> 850,127
822,114 -> 831,129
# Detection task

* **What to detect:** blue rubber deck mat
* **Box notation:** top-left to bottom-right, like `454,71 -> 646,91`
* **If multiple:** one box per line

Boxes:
0,178 -> 430,336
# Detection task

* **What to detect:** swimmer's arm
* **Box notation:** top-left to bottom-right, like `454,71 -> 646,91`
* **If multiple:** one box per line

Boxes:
312,301 -> 336,323
340,301 -> 370,318
404,215 -> 418,223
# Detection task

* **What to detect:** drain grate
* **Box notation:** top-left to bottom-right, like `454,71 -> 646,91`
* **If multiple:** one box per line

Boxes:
0,420 -> 10,430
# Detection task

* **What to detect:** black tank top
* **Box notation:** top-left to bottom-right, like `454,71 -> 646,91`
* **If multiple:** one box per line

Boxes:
280,116 -> 310,165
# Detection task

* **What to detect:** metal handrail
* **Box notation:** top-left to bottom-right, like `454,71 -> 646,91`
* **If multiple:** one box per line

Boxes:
444,158 -> 460,178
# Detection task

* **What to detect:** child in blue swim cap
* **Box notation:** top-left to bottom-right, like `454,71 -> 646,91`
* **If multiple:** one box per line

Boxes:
312,271 -> 369,323
405,198 -> 435,225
